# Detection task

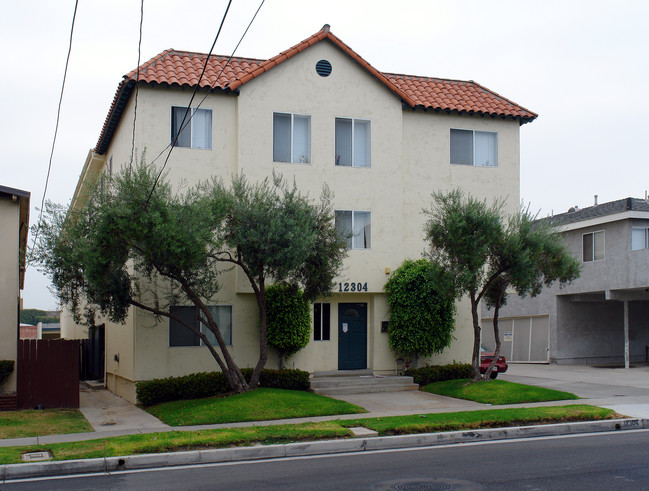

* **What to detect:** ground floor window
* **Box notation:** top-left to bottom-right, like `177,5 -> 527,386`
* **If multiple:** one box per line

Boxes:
169,305 -> 232,347
314,303 -> 331,341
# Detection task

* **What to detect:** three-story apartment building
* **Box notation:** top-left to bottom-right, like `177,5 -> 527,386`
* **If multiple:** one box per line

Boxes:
63,25 -> 537,402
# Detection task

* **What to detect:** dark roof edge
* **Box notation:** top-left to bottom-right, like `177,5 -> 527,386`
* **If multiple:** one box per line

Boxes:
541,197 -> 649,227
0,185 -> 30,199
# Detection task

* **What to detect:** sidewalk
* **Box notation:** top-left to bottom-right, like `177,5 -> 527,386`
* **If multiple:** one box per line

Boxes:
2,364 -> 649,479
4,364 -> 649,448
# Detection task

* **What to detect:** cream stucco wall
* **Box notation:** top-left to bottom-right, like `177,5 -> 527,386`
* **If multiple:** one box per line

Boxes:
68,39 -> 526,401
0,199 -> 20,394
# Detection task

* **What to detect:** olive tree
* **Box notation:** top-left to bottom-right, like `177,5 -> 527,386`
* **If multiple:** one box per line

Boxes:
426,190 -> 580,380
482,208 -> 580,379
33,162 -> 346,393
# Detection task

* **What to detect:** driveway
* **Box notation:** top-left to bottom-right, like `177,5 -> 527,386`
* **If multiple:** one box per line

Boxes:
501,363 -> 649,418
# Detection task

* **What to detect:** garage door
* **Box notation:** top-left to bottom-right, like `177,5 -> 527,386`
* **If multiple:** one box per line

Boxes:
481,315 -> 549,363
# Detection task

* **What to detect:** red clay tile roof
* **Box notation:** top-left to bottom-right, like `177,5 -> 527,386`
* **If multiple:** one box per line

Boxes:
95,25 -> 537,154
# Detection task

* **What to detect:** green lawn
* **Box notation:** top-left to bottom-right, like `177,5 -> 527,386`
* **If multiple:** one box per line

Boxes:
423,379 -> 579,405
0,422 -> 351,464
0,409 -> 93,439
146,388 -> 367,426
341,405 -> 610,435
0,405 -> 616,465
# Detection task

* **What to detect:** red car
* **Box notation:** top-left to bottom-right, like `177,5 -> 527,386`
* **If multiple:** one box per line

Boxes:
480,346 -> 508,379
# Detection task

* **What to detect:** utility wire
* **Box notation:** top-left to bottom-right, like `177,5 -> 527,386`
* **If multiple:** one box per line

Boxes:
146,0 -> 265,170
29,0 -> 79,266
146,0 -> 265,202
145,0 -> 233,205
130,0 -> 145,167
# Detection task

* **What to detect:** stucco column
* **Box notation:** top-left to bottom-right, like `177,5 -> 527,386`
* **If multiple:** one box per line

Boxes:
624,300 -> 629,370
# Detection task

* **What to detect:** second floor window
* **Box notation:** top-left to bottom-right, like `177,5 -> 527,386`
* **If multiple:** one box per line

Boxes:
171,107 -> 212,149
450,129 -> 498,167
335,210 -> 371,249
273,113 -> 311,163
632,227 -> 649,250
583,231 -> 604,262
335,118 -> 371,167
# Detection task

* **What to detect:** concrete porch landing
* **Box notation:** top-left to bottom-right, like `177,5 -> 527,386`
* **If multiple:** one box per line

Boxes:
310,370 -> 419,395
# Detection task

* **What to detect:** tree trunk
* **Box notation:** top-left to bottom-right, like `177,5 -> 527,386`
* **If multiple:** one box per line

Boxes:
470,294 -> 482,380
278,353 -> 286,370
250,276 -> 268,388
484,290 -> 504,381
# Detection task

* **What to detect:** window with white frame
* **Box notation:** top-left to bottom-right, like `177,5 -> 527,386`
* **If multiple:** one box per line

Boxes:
273,113 -> 311,163
335,118 -> 371,167
171,107 -> 212,149
450,129 -> 498,167
632,227 -> 649,250
582,231 -> 605,262
335,210 -> 371,249
169,305 -> 232,347
313,303 -> 330,341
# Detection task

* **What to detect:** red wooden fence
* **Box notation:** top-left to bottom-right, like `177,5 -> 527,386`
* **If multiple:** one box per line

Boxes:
17,339 -> 80,409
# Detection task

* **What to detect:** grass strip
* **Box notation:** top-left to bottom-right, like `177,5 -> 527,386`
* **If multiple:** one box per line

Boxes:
423,379 -> 579,404
146,388 -> 366,426
0,405 -> 615,465
0,422 -> 350,465
340,405 -> 613,435
0,409 -> 93,439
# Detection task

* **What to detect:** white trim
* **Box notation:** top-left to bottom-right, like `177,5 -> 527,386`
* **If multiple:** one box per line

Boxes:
555,210 -> 649,232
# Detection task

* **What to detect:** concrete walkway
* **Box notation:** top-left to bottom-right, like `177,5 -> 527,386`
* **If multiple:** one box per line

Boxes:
3,364 -> 649,448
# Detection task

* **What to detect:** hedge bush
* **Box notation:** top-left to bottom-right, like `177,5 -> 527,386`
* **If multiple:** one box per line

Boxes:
404,362 -> 473,386
136,368 -> 310,406
0,360 -> 14,386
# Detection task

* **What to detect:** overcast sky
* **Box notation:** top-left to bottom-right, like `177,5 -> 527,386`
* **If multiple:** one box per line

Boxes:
2,0 -> 647,310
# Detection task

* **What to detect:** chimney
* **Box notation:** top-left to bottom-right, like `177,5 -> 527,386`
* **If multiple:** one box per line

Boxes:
594,195 -> 598,206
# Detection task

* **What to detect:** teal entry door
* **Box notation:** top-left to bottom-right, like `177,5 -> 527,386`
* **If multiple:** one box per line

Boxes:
338,303 -> 367,370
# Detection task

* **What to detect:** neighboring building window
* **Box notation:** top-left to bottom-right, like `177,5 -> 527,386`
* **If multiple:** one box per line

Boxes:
314,303 -> 331,341
582,231 -> 605,262
335,118 -> 371,167
169,305 -> 232,347
450,129 -> 498,167
171,107 -> 212,149
335,210 -> 371,249
632,227 -> 649,250
273,113 -> 311,163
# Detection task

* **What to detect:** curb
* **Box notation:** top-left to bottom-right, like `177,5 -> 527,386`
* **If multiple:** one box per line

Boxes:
2,418 -> 647,481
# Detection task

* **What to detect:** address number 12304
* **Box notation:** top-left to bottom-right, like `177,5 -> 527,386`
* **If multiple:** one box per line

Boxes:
339,282 -> 368,292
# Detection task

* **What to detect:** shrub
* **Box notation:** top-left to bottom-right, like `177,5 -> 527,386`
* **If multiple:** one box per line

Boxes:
136,368 -> 310,406
0,360 -> 14,386
384,259 -> 456,362
266,284 -> 311,369
404,362 -> 473,386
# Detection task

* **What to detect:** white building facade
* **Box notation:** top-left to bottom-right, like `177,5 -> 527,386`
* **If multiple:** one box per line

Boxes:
63,26 -> 537,402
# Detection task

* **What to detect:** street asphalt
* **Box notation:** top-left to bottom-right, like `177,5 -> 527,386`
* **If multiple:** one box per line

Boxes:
3,364 -> 649,480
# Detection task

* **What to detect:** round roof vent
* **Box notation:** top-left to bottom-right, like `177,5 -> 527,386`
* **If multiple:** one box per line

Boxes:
315,59 -> 332,77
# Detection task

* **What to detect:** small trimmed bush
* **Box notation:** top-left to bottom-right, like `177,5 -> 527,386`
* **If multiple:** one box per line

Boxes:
136,368 -> 310,406
404,362 -> 473,386
0,360 -> 14,386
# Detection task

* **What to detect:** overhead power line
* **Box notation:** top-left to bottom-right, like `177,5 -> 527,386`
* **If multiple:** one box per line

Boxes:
29,0 -> 79,267
146,0 -> 265,203
130,0 -> 145,167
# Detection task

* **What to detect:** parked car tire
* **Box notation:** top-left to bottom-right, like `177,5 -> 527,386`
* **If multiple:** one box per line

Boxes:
490,372 -> 498,379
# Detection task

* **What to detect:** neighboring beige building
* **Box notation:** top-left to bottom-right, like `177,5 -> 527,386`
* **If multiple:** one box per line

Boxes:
64,25 -> 537,402
0,185 -> 30,394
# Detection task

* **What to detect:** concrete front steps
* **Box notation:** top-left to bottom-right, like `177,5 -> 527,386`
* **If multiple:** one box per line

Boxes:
310,370 -> 419,395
